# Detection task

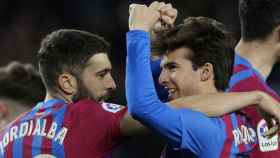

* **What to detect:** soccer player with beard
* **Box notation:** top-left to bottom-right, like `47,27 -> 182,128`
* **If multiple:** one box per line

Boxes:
0,29 -> 129,158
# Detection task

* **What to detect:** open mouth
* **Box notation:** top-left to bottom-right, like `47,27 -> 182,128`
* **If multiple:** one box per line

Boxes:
165,87 -> 176,99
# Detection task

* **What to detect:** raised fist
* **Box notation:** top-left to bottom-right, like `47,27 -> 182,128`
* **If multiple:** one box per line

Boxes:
129,4 -> 160,32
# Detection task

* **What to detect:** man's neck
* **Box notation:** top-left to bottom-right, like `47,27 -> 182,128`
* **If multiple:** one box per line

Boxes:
235,38 -> 278,78
44,91 -> 73,104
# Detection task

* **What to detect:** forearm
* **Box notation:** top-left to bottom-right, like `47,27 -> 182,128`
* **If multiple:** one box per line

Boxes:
169,91 -> 262,117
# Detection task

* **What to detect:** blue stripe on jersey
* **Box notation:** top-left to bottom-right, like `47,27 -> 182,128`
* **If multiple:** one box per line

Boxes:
51,104 -> 67,158
12,102 -> 43,158
1,123 -> 16,157
235,54 -> 267,82
21,103 -> 42,122
41,99 -> 65,109
229,70 -> 253,88
230,113 -> 239,156
31,99 -> 64,157
12,133 -> 23,158
234,54 -> 251,68
31,119 -> 43,157
233,55 -> 279,117
253,68 -> 267,81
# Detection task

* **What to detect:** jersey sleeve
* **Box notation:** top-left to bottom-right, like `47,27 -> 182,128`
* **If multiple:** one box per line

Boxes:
75,100 -> 126,152
231,56 -> 280,102
101,102 -> 128,140
151,58 -> 169,102
229,65 -> 280,129
230,69 -> 280,109
125,30 -> 224,156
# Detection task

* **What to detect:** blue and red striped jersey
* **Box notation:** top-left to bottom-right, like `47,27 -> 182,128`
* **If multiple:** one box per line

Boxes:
0,98 -> 127,158
126,30 -> 258,158
228,54 -> 280,157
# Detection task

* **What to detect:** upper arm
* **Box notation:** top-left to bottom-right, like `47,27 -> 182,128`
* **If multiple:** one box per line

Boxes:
178,109 -> 225,156
128,100 -> 184,148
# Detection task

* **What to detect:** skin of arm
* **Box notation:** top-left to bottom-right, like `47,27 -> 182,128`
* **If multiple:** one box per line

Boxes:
169,91 -> 261,116
121,91 -> 280,136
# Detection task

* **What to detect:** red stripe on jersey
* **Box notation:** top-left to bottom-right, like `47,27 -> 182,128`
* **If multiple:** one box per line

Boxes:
41,115 -> 53,154
232,66 -> 280,157
4,117 -> 23,158
4,142 -> 13,158
23,136 -> 33,158
236,115 -> 246,152
52,104 -> 64,111
62,105 -> 71,158
234,64 -> 249,74
230,76 -> 266,125
23,120 -> 35,158
220,115 -> 234,158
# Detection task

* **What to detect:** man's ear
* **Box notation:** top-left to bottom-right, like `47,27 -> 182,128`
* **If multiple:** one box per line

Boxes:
276,26 -> 280,42
198,62 -> 214,81
272,26 -> 280,57
57,73 -> 78,95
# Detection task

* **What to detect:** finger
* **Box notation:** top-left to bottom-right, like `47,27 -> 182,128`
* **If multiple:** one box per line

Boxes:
165,3 -> 173,9
149,1 -> 161,11
161,15 -> 175,26
158,2 -> 166,10
153,21 -> 163,32
159,3 -> 172,13
263,125 -> 279,138
129,4 -> 137,13
161,8 -> 178,19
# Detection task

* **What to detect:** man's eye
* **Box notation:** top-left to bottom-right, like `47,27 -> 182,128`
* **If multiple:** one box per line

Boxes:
168,65 -> 177,71
98,72 -> 107,78
97,69 -> 111,78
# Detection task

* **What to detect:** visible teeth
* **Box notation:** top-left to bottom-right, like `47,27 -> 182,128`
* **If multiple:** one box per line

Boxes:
168,89 -> 175,94
169,89 -> 175,92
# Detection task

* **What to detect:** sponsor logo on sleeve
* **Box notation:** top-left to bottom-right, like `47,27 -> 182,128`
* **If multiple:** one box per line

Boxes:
101,103 -> 125,113
257,119 -> 278,152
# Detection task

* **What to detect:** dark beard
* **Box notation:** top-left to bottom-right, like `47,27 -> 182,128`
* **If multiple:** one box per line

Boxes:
72,77 -> 112,103
72,84 -> 91,102
72,77 -> 92,102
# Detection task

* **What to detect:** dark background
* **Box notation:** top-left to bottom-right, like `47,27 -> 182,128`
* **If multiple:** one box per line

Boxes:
0,0 -> 278,157
0,0 -> 278,103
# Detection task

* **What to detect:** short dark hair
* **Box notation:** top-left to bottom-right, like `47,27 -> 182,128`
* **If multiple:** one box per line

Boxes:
155,17 -> 235,91
37,29 -> 110,91
239,0 -> 280,41
0,61 -> 45,106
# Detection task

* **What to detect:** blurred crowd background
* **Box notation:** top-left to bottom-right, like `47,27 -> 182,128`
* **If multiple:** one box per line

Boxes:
0,0 -> 279,103
0,0 -> 279,157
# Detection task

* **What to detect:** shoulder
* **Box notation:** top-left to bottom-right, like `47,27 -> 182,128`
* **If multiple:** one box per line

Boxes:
69,99 -> 126,121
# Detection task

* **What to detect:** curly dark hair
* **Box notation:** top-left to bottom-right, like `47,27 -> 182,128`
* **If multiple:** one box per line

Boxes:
154,17 -> 236,91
